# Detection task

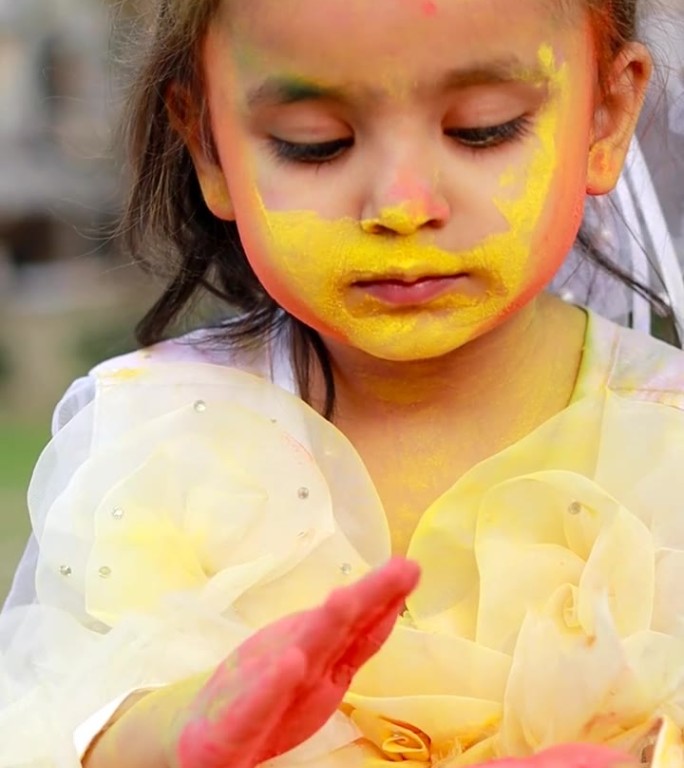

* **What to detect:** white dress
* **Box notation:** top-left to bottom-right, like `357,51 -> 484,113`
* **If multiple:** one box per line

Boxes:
3,311 -> 684,768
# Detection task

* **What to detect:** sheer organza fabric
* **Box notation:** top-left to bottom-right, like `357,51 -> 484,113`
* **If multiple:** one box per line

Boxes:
2,359 -> 684,767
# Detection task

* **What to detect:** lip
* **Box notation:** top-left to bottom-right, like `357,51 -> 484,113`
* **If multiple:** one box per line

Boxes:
352,274 -> 468,306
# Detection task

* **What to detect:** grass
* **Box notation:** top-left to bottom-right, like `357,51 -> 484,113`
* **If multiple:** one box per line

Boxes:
0,421 -> 50,603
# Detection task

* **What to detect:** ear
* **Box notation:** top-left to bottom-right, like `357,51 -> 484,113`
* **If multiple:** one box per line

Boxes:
586,42 -> 653,196
166,82 -> 235,221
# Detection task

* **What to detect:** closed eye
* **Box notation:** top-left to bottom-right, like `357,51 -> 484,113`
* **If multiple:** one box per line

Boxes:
446,116 -> 532,149
268,115 -> 531,166
269,137 -> 354,165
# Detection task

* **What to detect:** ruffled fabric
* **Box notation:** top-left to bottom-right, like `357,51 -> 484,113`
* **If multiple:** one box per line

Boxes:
342,392 -> 684,767
1,362 -> 684,767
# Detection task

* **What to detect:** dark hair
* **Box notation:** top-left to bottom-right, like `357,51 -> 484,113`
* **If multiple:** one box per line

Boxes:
119,0 -> 674,420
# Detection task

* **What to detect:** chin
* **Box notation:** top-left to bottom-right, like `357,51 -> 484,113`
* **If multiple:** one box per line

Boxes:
345,328 -> 487,363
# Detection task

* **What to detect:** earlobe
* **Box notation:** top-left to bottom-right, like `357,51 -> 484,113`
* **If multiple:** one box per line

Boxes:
165,82 -> 235,221
192,159 -> 236,222
586,141 -> 620,196
586,42 -> 653,196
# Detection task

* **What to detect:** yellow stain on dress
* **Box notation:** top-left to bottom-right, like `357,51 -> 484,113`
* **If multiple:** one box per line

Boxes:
102,368 -> 146,384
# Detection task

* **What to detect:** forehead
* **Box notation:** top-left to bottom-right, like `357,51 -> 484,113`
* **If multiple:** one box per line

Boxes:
213,0 -> 585,83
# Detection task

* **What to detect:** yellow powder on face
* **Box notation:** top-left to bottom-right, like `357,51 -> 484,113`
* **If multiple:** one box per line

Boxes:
259,206 -> 512,357
250,45 -> 570,362
363,203 -> 435,236
498,169 -> 518,189
494,44 -> 569,239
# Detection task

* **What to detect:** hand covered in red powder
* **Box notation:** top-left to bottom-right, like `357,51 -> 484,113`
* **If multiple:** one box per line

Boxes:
175,557 -> 421,768
487,744 -> 635,768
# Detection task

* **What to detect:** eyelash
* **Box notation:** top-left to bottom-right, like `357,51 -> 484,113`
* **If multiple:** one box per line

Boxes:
268,116 -> 532,166
445,116 -> 533,149
269,137 -> 353,165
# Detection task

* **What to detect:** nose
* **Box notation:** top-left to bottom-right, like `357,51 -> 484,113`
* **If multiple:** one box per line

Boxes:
361,169 -> 451,236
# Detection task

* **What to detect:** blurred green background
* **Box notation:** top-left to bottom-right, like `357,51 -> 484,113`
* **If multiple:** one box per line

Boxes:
0,313 -> 144,602
0,0 -> 151,602
0,422 -> 46,599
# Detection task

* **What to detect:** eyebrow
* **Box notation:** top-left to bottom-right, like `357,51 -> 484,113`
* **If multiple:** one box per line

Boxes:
245,57 -> 545,109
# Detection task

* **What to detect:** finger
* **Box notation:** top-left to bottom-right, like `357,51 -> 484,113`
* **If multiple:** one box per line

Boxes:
330,585 -> 410,684
318,564 -> 420,686
177,648 -> 308,768
296,558 -> 420,672
344,559 -> 420,643
241,559 -> 420,669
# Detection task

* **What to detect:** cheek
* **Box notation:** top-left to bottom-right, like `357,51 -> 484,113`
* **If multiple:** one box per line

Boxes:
497,50 -> 593,292
534,163 -> 587,266
236,208 -> 348,334
527,111 -> 594,284
506,161 -> 587,301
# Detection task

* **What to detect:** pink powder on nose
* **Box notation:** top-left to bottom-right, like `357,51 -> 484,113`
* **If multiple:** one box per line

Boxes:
422,0 -> 437,15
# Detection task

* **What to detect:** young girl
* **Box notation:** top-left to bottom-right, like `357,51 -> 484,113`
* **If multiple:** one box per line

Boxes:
3,0 -> 684,766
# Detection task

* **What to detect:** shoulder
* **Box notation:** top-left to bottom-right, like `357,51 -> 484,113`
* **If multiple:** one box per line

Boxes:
592,313 -> 684,409
52,326 -> 293,434
90,327 -> 272,377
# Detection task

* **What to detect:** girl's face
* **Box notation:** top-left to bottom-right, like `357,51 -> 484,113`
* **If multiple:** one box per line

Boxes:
196,0 -> 599,361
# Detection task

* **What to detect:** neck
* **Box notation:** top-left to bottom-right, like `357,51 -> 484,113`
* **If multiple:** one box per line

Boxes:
311,293 -> 586,429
